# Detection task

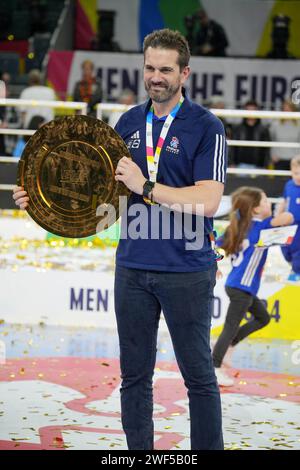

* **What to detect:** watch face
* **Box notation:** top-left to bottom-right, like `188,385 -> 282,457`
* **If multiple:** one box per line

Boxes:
143,181 -> 153,197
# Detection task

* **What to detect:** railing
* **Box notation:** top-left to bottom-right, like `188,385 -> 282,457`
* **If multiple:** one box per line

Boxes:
0,98 -> 87,193
0,98 -> 87,114
1,102 -> 298,196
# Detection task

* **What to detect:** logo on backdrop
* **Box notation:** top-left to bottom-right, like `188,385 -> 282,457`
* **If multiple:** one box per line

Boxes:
292,80 -> 300,105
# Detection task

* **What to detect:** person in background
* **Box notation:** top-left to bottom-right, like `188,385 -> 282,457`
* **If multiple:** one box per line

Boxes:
213,187 -> 293,386
194,9 -> 229,57
270,99 -> 300,170
208,96 -> 232,139
184,14 -> 197,54
19,69 -> 56,128
0,71 -> 22,156
0,71 -> 10,155
276,155 -> 300,281
231,100 -> 271,169
108,88 -> 136,129
0,71 -> 10,89
73,60 -> 102,116
0,75 -> 6,155
13,115 -> 46,158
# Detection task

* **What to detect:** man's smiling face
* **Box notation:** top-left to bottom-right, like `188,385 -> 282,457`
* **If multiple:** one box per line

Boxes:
143,47 -> 189,104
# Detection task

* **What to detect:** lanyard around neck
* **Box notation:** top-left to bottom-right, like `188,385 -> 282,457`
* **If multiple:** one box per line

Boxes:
146,95 -> 184,182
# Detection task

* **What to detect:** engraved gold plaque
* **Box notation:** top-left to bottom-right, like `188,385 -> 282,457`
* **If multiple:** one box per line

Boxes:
17,115 -> 131,238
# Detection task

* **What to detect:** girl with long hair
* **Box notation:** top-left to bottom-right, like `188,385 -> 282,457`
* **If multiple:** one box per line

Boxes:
213,186 -> 293,386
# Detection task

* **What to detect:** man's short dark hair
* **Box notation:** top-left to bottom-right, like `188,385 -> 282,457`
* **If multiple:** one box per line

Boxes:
143,28 -> 190,71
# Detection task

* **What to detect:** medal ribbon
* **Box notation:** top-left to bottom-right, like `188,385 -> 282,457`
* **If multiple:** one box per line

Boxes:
146,95 -> 184,183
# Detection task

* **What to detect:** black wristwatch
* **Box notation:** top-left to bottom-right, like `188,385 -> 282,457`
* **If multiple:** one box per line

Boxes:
143,180 -> 155,204
143,180 -> 155,198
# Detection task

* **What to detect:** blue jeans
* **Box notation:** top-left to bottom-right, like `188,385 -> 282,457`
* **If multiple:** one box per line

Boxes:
114,264 -> 223,450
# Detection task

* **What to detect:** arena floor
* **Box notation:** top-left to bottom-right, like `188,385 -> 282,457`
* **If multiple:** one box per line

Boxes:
0,211 -> 299,450
0,324 -> 299,450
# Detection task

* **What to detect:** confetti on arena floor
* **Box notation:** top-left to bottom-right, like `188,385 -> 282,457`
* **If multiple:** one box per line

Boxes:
0,325 -> 299,450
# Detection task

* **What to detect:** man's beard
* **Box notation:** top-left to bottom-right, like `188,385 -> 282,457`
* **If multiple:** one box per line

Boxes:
144,80 -> 181,103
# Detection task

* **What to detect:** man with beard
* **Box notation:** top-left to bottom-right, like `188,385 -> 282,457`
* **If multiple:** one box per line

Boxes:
113,29 -> 227,450
13,29 -> 227,450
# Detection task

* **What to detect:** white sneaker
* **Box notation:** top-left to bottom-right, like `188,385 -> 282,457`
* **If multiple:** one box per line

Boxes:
214,368 -> 234,387
222,345 -> 235,368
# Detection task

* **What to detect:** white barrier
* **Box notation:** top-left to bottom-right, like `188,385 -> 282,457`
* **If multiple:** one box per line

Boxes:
96,103 -> 300,151
0,98 -> 88,193
0,129 -> 35,136
0,98 -> 88,113
96,103 -> 300,121
211,109 -> 300,120
0,103 -> 297,198
227,140 -> 300,149
0,98 -> 88,140
1,247 -> 297,339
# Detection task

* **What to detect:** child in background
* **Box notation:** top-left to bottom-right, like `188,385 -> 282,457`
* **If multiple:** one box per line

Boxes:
13,115 -> 46,158
277,155 -> 300,282
213,187 -> 293,386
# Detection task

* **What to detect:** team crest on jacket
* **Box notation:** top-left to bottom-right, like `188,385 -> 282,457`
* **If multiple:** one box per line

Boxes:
166,136 -> 180,155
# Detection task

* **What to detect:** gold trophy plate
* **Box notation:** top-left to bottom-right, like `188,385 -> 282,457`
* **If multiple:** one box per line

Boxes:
17,115 -> 131,238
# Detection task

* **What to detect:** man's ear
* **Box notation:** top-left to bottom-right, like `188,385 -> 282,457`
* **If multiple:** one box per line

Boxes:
181,66 -> 191,83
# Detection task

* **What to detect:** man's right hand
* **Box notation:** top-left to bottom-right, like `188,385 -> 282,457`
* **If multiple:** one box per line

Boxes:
12,186 -> 29,210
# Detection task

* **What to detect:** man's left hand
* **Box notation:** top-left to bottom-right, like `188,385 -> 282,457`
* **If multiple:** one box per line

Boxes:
115,157 -> 146,195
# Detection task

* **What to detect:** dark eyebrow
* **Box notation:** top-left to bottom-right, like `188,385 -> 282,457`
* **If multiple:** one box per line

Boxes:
160,67 -> 174,72
144,64 -> 174,72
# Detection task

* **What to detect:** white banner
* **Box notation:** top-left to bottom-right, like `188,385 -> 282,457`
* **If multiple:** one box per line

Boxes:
2,270 -> 116,329
0,269 -> 285,333
68,51 -> 300,108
